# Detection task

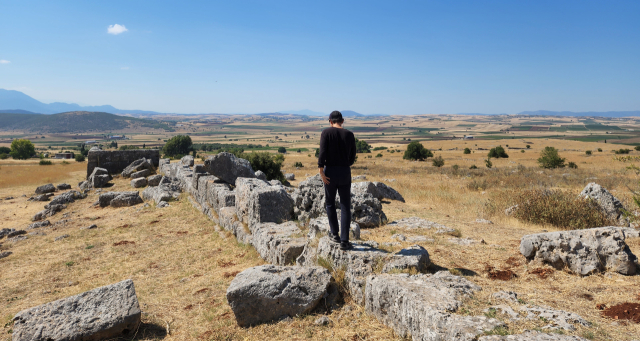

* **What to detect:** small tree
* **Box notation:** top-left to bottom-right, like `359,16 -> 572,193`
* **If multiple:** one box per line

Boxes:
293,161 -> 303,168
538,146 -> 565,169
403,141 -> 433,161
10,139 -> 35,160
163,135 -> 192,157
568,162 -> 578,169
469,165 -> 478,169
432,155 -> 445,167
488,146 -> 508,158
243,152 -> 285,182
463,148 -> 471,154
485,158 -> 493,168
355,138 -> 371,153
278,147 -> 287,154
526,145 -> 531,149
585,150 -> 592,155
75,154 -> 85,162
635,146 -> 640,151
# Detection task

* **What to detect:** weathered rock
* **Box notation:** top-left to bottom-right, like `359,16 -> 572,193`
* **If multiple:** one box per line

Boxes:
78,180 -> 92,191
27,193 -> 53,202
382,245 -> 430,273
0,251 -> 12,259
314,316 -> 331,326
56,183 -> 72,190
120,158 -> 156,178
32,204 -> 66,221
285,173 -> 295,181
307,216 -> 361,240
348,192 -> 387,228
491,291 -> 519,303
131,177 -> 147,188
157,201 -> 169,208
365,272 -> 503,341
7,230 -> 26,238
147,174 -> 163,187
204,152 -> 256,184
180,155 -> 195,167
505,205 -> 518,216
98,191 -> 143,208
218,207 -> 253,244
235,178 -> 294,227
448,237 -> 483,246
519,305 -> 589,331
35,183 -> 56,194
351,181 -> 405,202
520,227 -> 637,275
292,174 -> 326,222
484,305 -> 520,321
12,279 -> 141,341
0,228 -> 16,239
82,224 -> 98,230
476,219 -> 494,224
226,265 -> 331,327
55,234 -> 69,241
130,169 -> 151,179
255,170 -> 267,181
387,217 -> 452,232
27,220 -> 50,230
8,235 -> 28,242
352,175 -> 367,181
89,167 -> 112,188
251,222 -> 307,265
46,190 -> 86,208
579,183 -> 628,226
479,331 -> 589,340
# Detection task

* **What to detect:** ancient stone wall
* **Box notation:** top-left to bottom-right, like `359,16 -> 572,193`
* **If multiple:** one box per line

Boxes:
87,150 -> 160,178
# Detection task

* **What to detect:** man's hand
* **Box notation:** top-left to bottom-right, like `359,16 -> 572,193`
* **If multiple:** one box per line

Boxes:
319,168 -> 330,185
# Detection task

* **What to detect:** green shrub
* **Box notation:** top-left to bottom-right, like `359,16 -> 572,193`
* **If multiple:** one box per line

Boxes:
510,189 -> 613,229
585,150 -> 592,155
277,146 -> 287,153
373,146 -> 388,151
488,146 -> 508,158
0,147 -> 10,154
375,153 -> 383,158
163,135 -> 193,157
355,138 -> 371,153
568,162 -> 578,169
293,161 -> 303,168
432,155 -> 444,167
10,139 -> 35,160
463,148 -> 471,154
526,145 -> 530,149
403,141 -> 432,161
75,154 -> 85,162
635,146 -> 640,151
520,150 -> 525,153
469,165 -> 478,169
0,153 -> 8,160
452,164 -> 459,171
614,148 -> 631,154
39,159 -> 53,165
119,145 -> 139,150
315,148 -> 319,157
597,148 -> 602,152
242,152 -> 285,182
537,146 -> 565,169
485,158 -> 493,168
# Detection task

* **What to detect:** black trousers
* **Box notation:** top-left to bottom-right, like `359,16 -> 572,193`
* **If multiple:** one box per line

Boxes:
323,166 -> 352,242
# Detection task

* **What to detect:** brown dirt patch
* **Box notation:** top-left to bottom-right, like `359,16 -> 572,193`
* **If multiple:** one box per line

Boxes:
224,271 -> 240,278
504,256 -> 521,267
602,303 -> 640,323
195,288 -> 210,295
113,240 -> 135,246
217,260 -> 235,268
149,220 -> 159,225
529,267 -> 554,279
485,265 -> 516,281
578,293 -> 594,301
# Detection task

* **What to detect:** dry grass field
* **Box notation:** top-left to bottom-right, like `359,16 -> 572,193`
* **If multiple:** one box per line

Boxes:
2,118 -> 640,340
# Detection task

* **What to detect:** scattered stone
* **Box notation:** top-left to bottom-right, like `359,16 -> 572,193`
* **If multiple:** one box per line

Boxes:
365,271 -> 503,340
56,183 -> 71,190
121,158 -> 155,178
157,201 -> 169,208
27,220 -> 50,230
180,155 -> 195,167
0,228 -> 16,239
81,224 -> 98,230
255,170 -> 267,181
28,193 -> 54,201
130,169 -> 151,179
520,227 -> 637,275
520,305 -> 589,331
55,234 -> 70,241
131,177 -> 147,188
9,235 -> 28,242
46,190 -> 86,207
35,183 -> 56,194
147,174 -> 163,186
98,191 -> 144,208
579,183 -> 629,226
204,152 -> 256,184
352,175 -> 367,181
12,279 -> 141,341
226,265 -> 331,327
307,216 -> 360,240
476,219 -> 494,224
392,234 -> 406,241
285,173 -> 295,181
407,235 -> 432,242
449,237 -> 483,246
314,316 -> 331,326
0,251 -> 12,259
491,291 -> 519,303
7,230 -> 26,238
32,204 -> 67,221
351,181 -> 405,202
88,167 -> 112,188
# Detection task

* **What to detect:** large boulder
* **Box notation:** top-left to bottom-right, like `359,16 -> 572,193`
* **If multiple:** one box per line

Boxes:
255,170 -> 267,181
89,167 -> 112,188
365,272 -> 503,341
180,155 -> 194,167
98,191 -> 143,208
12,279 -> 141,341
141,177 -> 181,204
251,222 -> 307,265
204,152 -> 256,185
121,158 -> 155,178
292,174 -> 326,222
147,174 -> 163,187
130,169 -> 151,179
520,227 -> 637,275
348,191 -> 388,228
131,177 -> 147,188
46,190 -> 86,208
56,183 -> 71,190
226,265 -> 331,327
235,178 -> 294,227
35,183 -> 56,194
579,183 -> 629,226
351,181 -> 405,202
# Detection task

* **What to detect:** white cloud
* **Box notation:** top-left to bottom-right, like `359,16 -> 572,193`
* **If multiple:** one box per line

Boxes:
107,24 -> 128,35
121,67 -> 129,70
0,60 -> 10,64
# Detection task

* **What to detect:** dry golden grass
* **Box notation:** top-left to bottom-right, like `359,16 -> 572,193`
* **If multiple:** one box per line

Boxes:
2,137 -> 640,340
0,159 -> 86,189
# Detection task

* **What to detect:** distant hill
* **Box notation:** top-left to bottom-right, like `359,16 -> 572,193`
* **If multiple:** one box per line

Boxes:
279,109 -> 367,117
0,109 -> 41,115
0,89 -> 165,115
516,110 -> 640,118
0,111 -> 174,133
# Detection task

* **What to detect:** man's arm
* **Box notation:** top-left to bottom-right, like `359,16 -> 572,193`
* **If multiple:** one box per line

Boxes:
348,132 -> 357,166
318,131 -> 330,184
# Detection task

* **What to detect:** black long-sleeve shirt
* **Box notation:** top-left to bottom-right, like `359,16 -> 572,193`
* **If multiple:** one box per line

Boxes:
318,127 -> 357,168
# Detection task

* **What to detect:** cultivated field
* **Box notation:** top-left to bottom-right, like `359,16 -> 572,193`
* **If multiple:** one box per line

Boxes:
1,114 -> 640,340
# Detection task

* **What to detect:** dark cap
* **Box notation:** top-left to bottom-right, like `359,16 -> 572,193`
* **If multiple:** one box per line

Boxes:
329,111 -> 343,120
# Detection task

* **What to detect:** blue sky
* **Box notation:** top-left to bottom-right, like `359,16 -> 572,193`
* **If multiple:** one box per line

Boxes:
1,0 -> 639,114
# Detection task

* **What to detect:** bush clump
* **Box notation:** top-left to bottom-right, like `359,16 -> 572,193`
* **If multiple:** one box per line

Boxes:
277,147 -> 287,153
75,154 -> 85,162
432,155 -> 445,167
10,139 -> 35,160
510,189 -> 613,229
403,141 -> 433,161
463,148 -> 471,154
614,148 -> 631,154
355,138 -> 371,153
568,162 -> 578,169
537,146 -> 565,169
242,152 -> 285,182
293,161 -> 303,168
39,159 -> 53,165
163,135 -> 193,157
585,150 -> 592,155
488,146 -> 508,158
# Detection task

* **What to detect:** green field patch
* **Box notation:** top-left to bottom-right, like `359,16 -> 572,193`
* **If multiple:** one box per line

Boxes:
550,125 -> 587,132
456,124 -> 477,127
508,126 -> 533,131
584,124 -> 622,131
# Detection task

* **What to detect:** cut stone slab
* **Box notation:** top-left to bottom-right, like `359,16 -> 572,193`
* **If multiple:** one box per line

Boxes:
351,181 -> 405,202
307,216 -> 360,240
121,158 -> 155,178
35,183 -> 56,194
226,265 -> 331,327
251,222 -> 306,265
479,331 -> 589,340
285,173 -> 295,181
204,152 -> 256,185
88,167 -> 112,188
27,220 -> 50,230
579,182 -> 629,226
147,174 -> 163,187
520,305 -> 589,331
382,245 -> 430,273
255,170 -> 267,181
98,191 -> 143,208
131,177 -> 147,188
365,272 -> 503,341
56,183 -> 71,190
12,279 -> 141,341
180,155 -> 195,167
235,178 -> 294,227
520,227 -> 637,275
387,217 -> 452,233
130,169 -> 151,179
46,190 -> 86,208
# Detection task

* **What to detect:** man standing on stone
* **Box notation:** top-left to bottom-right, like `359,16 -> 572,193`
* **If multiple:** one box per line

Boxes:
318,111 -> 357,251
